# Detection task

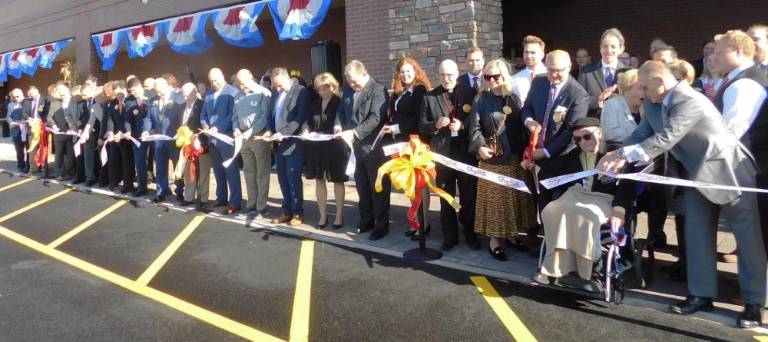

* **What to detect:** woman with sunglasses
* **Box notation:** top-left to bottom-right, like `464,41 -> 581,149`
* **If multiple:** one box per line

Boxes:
382,56 -> 433,239
531,117 -> 619,289
467,58 -> 537,261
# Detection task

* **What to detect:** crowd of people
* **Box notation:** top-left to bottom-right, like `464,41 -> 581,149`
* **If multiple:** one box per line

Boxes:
4,24 -> 768,328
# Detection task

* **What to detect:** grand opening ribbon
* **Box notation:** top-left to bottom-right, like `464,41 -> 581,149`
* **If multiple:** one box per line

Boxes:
175,126 -> 203,181
375,135 -> 459,230
27,119 -> 48,168
523,126 -> 540,170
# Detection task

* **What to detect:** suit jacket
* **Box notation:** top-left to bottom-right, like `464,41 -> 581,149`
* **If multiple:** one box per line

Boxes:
102,98 -> 127,138
6,101 -> 27,139
233,88 -> 272,134
269,80 -> 309,156
122,95 -> 149,135
335,78 -> 389,161
180,99 -> 204,131
419,84 -> 477,161
47,99 -> 80,133
389,84 -> 427,142
457,73 -> 480,100
22,96 -> 50,121
521,76 -> 590,158
624,81 -> 758,205
578,61 -> 626,118
200,83 -> 239,146
147,96 -> 182,136
80,99 -> 105,136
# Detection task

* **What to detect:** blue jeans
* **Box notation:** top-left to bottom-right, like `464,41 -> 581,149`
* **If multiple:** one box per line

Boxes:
133,142 -> 149,191
275,153 -> 304,216
209,141 -> 242,207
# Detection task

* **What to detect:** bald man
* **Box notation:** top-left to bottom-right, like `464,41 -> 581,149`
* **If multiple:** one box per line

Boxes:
522,50 -> 590,209
200,67 -> 243,214
7,89 -> 29,172
417,59 -> 480,251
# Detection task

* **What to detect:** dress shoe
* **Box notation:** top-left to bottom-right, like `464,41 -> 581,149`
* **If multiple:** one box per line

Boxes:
440,240 -> 457,251
152,194 -> 166,203
315,218 -> 327,229
72,179 -> 85,185
289,215 -> 303,226
225,205 -> 240,215
488,246 -> 508,261
271,214 -> 292,224
354,226 -> 373,234
530,272 -> 550,285
660,260 -> 686,273
404,229 -> 417,237
669,296 -> 713,315
85,180 -> 96,187
368,227 -> 389,241
179,200 -> 193,206
738,303 -> 763,329
410,224 -> 431,241
214,201 -> 228,208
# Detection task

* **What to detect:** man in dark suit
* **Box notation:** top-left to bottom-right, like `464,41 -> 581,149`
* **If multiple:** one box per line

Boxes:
457,47 -> 485,98
268,67 -> 309,226
578,28 -> 627,119
143,78 -> 182,203
334,60 -> 391,240
601,61 -> 766,329
200,67 -> 242,214
522,50 -> 590,208
102,82 -> 131,192
77,84 -> 105,186
7,89 -> 29,173
47,83 -> 79,181
419,59 -> 480,251
123,78 -> 150,197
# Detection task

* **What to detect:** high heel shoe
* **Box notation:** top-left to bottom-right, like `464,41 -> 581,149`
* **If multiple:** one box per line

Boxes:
332,218 -> 343,229
316,218 -> 328,229
410,224 -> 431,241
488,246 -> 508,261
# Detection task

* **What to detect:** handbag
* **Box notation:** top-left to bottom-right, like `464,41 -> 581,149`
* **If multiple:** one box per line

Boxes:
486,96 -> 514,157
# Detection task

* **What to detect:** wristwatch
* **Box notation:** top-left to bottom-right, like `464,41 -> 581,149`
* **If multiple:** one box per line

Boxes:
616,148 -> 626,158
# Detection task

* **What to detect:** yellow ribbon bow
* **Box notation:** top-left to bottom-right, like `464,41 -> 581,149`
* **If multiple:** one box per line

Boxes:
375,135 -> 459,229
27,118 -> 42,153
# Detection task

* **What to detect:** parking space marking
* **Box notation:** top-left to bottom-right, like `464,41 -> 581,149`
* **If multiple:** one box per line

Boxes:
0,188 -> 72,223
136,215 -> 206,286
470,276 -> 537,342
48,200 -> 129,249
0,178 -> 32,192
0,225 -> 283,342
289,240 -> 315,342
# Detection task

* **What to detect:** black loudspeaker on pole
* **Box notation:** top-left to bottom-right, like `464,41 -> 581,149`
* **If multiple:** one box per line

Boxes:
310,40 -> 342,83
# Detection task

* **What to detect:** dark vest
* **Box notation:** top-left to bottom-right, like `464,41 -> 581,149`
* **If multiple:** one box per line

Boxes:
714,65 -> 768,112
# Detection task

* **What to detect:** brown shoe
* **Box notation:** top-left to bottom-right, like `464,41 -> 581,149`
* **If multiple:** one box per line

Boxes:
271,214 -> 291,224
289,215 -> 303,226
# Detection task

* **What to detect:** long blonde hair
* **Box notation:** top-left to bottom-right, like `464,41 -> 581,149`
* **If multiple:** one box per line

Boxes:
481,59 -> 515,97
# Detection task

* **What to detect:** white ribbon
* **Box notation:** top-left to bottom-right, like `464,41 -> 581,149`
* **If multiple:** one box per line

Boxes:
45,127 -> 79,136
127,135 -> 141,148
202,130 -> 234,146
74,141 -> 81,157
141,134 -> 174,142
100,142 -> 109,166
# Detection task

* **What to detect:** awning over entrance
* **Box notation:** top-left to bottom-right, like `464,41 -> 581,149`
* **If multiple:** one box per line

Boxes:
92,0 -> 332,71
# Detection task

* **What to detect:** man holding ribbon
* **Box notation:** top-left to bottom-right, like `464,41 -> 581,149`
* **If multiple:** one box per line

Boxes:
599,61 -> 766,329
124,78 -> 151,197
144,78 -> 182,203
47,83 -> 79,181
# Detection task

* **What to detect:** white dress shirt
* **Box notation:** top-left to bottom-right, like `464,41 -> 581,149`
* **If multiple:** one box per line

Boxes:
721,62 -> 767,138
511,64 -> 547,103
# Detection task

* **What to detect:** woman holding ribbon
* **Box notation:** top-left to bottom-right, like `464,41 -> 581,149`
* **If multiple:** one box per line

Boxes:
304,73 -> 348,229
382,56 -> 432,239
467,59 -> 537,261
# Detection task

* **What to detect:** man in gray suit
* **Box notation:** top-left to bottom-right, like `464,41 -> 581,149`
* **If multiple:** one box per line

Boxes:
233,69 -> 273,219
600,61 -> 766,329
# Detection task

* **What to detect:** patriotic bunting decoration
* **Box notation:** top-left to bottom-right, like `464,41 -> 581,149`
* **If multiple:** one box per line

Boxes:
269,0 -> 331,41
167,12 -> 213,55
0,54 -> 7,82
92,30 -> 125,71
8,49 -> 41,78
126,21 -> 168,58
39,39 -> 72,69
213,2 -> 265,48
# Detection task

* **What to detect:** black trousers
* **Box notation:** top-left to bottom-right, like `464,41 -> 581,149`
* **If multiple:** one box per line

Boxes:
12,136 -> 28,171
53,135 -> 74,178
436,164 -> 477,244
758,173 -> 768,258
641,184 -> 669,242
119,140 -> 135,191
354,156 -> 391,230
107,142 -> 123,187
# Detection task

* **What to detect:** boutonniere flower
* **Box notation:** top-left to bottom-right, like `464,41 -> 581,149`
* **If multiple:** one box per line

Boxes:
553,105 -> 568,124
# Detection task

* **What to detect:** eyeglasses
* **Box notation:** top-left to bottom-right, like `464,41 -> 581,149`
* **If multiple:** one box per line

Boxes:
573,133 -> 593,143
484,74 -> 502,81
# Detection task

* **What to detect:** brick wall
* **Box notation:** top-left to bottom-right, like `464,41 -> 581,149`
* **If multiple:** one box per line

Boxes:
502,0 -> 768,63
346,0 -> 391,85
389,0 -> 503,85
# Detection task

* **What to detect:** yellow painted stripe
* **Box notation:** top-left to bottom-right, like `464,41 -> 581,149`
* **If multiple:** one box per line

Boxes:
136,215 -> 205,286
0,178 -> 32,192
0,188 -> 72,223
289,240 -> 315,342
0,226 -> 282,342
470,276 -> 537,342
755,336 -> 768,341
48,200 -> 128,249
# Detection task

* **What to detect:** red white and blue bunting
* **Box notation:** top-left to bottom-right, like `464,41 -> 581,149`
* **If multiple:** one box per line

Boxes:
39,39 -> 73,69
91,0 -> 332,70
269,0 -> 331,41
167,12 -> 213,55
0,38 -> 73,80
0,54 -> 7,82
8,49 -> 40,78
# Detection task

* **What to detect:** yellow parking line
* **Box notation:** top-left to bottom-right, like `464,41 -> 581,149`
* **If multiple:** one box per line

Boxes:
0,178 -> 32,192
136,215 -> 206,286
0,225 -> 282,342
48,200 -> 128,249
289,240 -> 315,342
470,276 -> 537,342
0,188 -> 72,223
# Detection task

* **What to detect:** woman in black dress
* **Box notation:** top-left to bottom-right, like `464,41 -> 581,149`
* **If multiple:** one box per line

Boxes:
304,72 -> 348,229
381,56 -> 432,238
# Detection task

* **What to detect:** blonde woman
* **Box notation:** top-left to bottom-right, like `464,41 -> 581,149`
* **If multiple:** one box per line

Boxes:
305,73 -> 348,229
600,69 -> 643,150
467,59 -> 537,261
